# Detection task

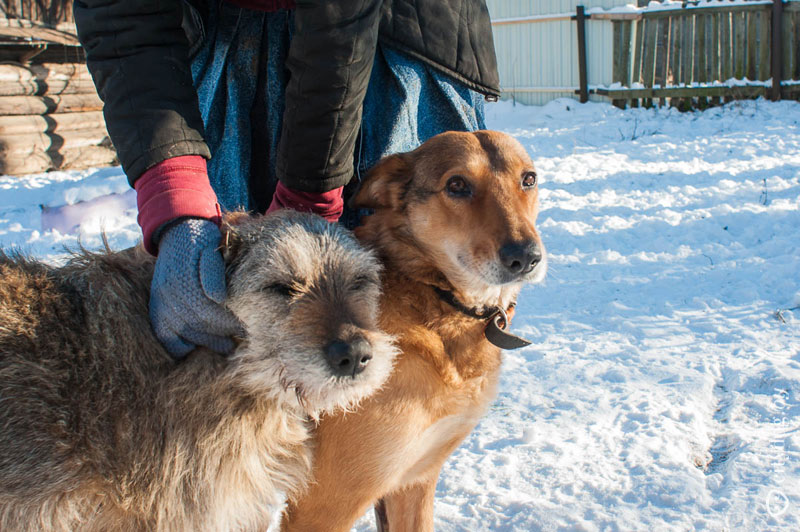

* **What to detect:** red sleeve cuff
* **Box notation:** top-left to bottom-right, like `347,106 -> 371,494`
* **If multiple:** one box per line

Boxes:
266,181 -> 344,222
225,0 -> 295,11
134,156 -> 222,255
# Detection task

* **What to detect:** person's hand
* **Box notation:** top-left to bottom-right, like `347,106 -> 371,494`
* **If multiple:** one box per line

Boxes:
150,218 -> 243,359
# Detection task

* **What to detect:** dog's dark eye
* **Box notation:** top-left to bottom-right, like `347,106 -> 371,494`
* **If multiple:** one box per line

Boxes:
263,283 -> 298,298
522,171 -> 537,189
446,175 -> 472,198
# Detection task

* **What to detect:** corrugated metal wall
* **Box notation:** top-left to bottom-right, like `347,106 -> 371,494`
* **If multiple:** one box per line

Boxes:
486,0 -> 631,105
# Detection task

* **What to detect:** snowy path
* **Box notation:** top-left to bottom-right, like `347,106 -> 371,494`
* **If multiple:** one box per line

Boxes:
1,99 -> 799,531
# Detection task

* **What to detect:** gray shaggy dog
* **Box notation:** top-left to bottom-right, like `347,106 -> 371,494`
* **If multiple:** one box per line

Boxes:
0,210 -> 397,532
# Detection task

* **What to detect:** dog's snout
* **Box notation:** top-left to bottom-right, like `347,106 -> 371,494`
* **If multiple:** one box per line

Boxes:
499,241 -> 542,275
324,338 -> 373,377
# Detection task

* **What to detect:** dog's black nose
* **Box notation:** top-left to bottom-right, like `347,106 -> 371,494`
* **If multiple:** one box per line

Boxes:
324,338 -> 372,377
499,241 -> 542,275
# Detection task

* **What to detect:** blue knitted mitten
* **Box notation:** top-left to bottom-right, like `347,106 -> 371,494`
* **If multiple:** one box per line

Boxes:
150,218 -> 243,359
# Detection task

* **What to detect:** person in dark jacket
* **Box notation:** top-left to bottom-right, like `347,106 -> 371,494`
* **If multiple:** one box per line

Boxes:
74,0 -> 500,358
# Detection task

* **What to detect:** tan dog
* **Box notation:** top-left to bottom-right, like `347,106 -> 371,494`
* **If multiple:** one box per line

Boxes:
0,211 -> 396,532
282,131 -> 546,531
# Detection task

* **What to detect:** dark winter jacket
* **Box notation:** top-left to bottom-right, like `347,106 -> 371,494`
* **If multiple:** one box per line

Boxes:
73,0 -> 500,192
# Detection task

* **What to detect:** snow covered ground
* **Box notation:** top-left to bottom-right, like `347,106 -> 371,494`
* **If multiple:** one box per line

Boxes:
1,98 -> 799,531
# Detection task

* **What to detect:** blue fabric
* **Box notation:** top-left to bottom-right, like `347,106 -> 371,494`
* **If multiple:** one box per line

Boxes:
191,5 -> 485,211
191,2 -> 291,212
357,46 -> 486,178
151,218 -> 244,359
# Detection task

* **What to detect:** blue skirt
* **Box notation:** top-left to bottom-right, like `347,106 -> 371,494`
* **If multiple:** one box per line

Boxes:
191,3 -> 486,212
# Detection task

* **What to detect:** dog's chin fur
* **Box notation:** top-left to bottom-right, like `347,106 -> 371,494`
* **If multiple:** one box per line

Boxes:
286,334 -> 399,421
416,231 -> 548,310
233,335 -> 398,421
447,247 -> 548,308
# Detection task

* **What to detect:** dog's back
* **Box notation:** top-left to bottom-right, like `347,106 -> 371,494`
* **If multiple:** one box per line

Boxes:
0,248 -> 181,529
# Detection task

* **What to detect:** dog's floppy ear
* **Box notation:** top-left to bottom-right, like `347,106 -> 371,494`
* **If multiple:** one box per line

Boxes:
220,211 -> 251,264
350,153 -> 412,211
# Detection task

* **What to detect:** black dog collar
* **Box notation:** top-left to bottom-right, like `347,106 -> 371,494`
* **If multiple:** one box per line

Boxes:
433,287 -> 532,350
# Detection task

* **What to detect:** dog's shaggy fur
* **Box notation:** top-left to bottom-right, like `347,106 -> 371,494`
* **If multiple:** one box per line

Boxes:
0,210 -> 396,532
282,131 -> 546,531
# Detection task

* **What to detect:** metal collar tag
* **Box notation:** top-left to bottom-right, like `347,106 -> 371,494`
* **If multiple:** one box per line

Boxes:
485,307 -> 532,350
434,287 -> 533,350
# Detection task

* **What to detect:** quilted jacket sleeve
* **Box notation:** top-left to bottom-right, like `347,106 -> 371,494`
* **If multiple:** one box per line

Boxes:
73,0 -> 210,184
276,0 -> 382,193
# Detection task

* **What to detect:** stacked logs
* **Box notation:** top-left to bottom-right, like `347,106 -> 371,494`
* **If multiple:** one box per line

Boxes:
0,62 -> 116,175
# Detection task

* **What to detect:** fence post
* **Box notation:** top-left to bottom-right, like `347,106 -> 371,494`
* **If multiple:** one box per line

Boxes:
771,0 -> 784,101
576,5 -> 589,103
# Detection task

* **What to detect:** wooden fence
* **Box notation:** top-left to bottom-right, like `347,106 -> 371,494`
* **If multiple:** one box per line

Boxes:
0,0 -> 73,28
492,0 -> 799,108
591,0 -> 800,107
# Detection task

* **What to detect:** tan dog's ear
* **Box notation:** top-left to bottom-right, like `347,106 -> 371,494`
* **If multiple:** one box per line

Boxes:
350,153 -> 411,211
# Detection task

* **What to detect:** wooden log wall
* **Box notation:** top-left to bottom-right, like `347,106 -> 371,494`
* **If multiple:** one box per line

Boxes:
0,62 -> 115,175
604,1 -> 800,108
1,1 -> 74,27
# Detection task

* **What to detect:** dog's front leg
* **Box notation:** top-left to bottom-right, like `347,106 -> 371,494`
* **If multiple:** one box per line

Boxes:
281,413 -> 395,532
375,498 -> 389,532
375,479 -> 437,532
